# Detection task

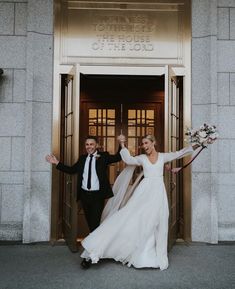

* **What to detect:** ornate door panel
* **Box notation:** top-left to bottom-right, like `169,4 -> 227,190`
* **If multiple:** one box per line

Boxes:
60,72 -> 79,252
166,67 -> 183,249
123,103 -> 164,155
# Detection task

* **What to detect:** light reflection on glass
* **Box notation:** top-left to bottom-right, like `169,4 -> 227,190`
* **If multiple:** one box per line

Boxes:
88,108 -> 116,153
128,138 -> 136,156
128,127 -> 135,137
107,137 -> 115,154
147,110 -> 154,119
107,126 -> 115,136
89,109 -> 97,118
107,109 -> 115,118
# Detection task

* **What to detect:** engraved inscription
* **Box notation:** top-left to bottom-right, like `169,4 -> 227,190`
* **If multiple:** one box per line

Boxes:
66,9 -> 181,60
91,14 -> 156,52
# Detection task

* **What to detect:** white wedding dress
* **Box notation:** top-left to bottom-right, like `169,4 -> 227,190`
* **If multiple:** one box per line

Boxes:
81,146 -> 194,270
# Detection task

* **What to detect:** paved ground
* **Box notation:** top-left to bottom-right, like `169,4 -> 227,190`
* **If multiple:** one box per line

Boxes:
0,242 -> 234,289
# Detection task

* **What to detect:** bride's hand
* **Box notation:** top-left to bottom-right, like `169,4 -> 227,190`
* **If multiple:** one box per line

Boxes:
117,134 -> 126,147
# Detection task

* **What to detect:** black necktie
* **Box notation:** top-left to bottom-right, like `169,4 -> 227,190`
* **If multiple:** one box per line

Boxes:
87,154 -> 93,190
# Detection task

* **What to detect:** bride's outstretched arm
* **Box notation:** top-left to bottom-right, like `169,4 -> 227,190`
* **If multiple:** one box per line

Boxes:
163,145 -> 196,163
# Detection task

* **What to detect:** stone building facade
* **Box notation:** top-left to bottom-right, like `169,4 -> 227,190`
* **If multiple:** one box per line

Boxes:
0,0 -> 234,243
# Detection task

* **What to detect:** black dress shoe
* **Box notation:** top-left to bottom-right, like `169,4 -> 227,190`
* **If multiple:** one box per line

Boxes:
81,259 -> 91,269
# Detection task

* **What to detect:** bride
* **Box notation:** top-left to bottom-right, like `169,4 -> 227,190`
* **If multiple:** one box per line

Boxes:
81,134 -> 197,270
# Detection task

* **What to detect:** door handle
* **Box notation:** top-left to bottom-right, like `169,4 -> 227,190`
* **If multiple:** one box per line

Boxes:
170,181 -> 176,191
66,180 -> 72,185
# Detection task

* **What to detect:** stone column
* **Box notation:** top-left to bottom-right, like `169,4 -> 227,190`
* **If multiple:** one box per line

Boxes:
191,0 -> 218,243
23,0 -> 53,242
0,0 -> 27,240
217,0 -> 235,241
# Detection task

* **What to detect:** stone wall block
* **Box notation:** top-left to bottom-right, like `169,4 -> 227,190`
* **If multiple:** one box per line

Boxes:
31,34 -> 53,102
15,3 -> 27,36
29,172 -> 51,242
210,36 -> 218,104
192,0 -> 211,37
218,0 -> 235,8
191,148 -> 211,172
31,102 -> 52,171
0,3 -> 14,35
218,173 -> 235,185
218,106 -> 235,138
192,38 -> 211,104
0,69 -> 13,103
218,41 -> 235,72
192,172 -> 212,242
11,137 -> 25,171
230,8 -> 235,39
0,0 -> 26,2
28,0 -> 53,34
0,224 -> 22,241
0,103 -> 25,136
231,140 -> 235,172
230,73 -> 235,105
217,139 -> 231,173
0,137 -> 11,170
218,226 -> 235,240
218,8 -> 230,40
0,172 -> 24,184
1,184 -> 24,222
0,37 -> 26,69
192,104 -> 211,128
218,186 -> 235,224
13,69 -> 26,103
217,73 -> 229,105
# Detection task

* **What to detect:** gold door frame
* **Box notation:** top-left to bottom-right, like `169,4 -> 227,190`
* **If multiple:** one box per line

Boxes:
52,0 -> 192,243
51,64 -> 192,243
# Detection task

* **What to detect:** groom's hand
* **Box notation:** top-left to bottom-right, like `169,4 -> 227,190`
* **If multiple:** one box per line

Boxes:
45,154 -> 59,165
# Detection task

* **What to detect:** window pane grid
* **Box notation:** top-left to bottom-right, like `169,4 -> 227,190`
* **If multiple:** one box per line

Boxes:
127,109 -> 155,155
88,108 -> 116,153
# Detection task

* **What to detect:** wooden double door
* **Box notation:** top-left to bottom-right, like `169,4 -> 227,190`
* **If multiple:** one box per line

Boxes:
58,72 -> 184,252
77,100 -> 164,236
82,102 -> 163,173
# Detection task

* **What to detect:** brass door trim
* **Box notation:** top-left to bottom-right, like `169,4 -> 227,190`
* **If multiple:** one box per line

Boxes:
51,0 -> 192,242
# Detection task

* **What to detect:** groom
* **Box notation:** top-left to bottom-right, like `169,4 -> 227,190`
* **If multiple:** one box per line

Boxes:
46,136 -> 122,268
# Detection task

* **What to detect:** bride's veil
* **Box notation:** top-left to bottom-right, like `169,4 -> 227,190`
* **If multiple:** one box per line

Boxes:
101,165 -> 143,222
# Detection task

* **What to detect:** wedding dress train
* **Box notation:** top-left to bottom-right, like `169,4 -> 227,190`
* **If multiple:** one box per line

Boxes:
81,146 -> 193,270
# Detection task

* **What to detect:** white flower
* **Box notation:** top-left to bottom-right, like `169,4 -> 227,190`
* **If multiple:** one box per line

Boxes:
185,123 -> 218,147
198,131 -> 207,138
199,137 -> 206,143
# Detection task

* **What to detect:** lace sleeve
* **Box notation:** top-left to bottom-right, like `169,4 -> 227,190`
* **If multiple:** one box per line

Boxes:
120,148 -> 142,166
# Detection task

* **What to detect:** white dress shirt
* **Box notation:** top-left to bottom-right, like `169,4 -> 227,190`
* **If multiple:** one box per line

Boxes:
82,151 -> 100,191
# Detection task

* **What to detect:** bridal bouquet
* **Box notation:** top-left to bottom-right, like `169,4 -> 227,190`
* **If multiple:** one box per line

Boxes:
185,123 -> 218,147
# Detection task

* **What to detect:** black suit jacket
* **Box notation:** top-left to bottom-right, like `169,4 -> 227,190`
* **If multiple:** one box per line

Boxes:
56,149 -> 122,200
